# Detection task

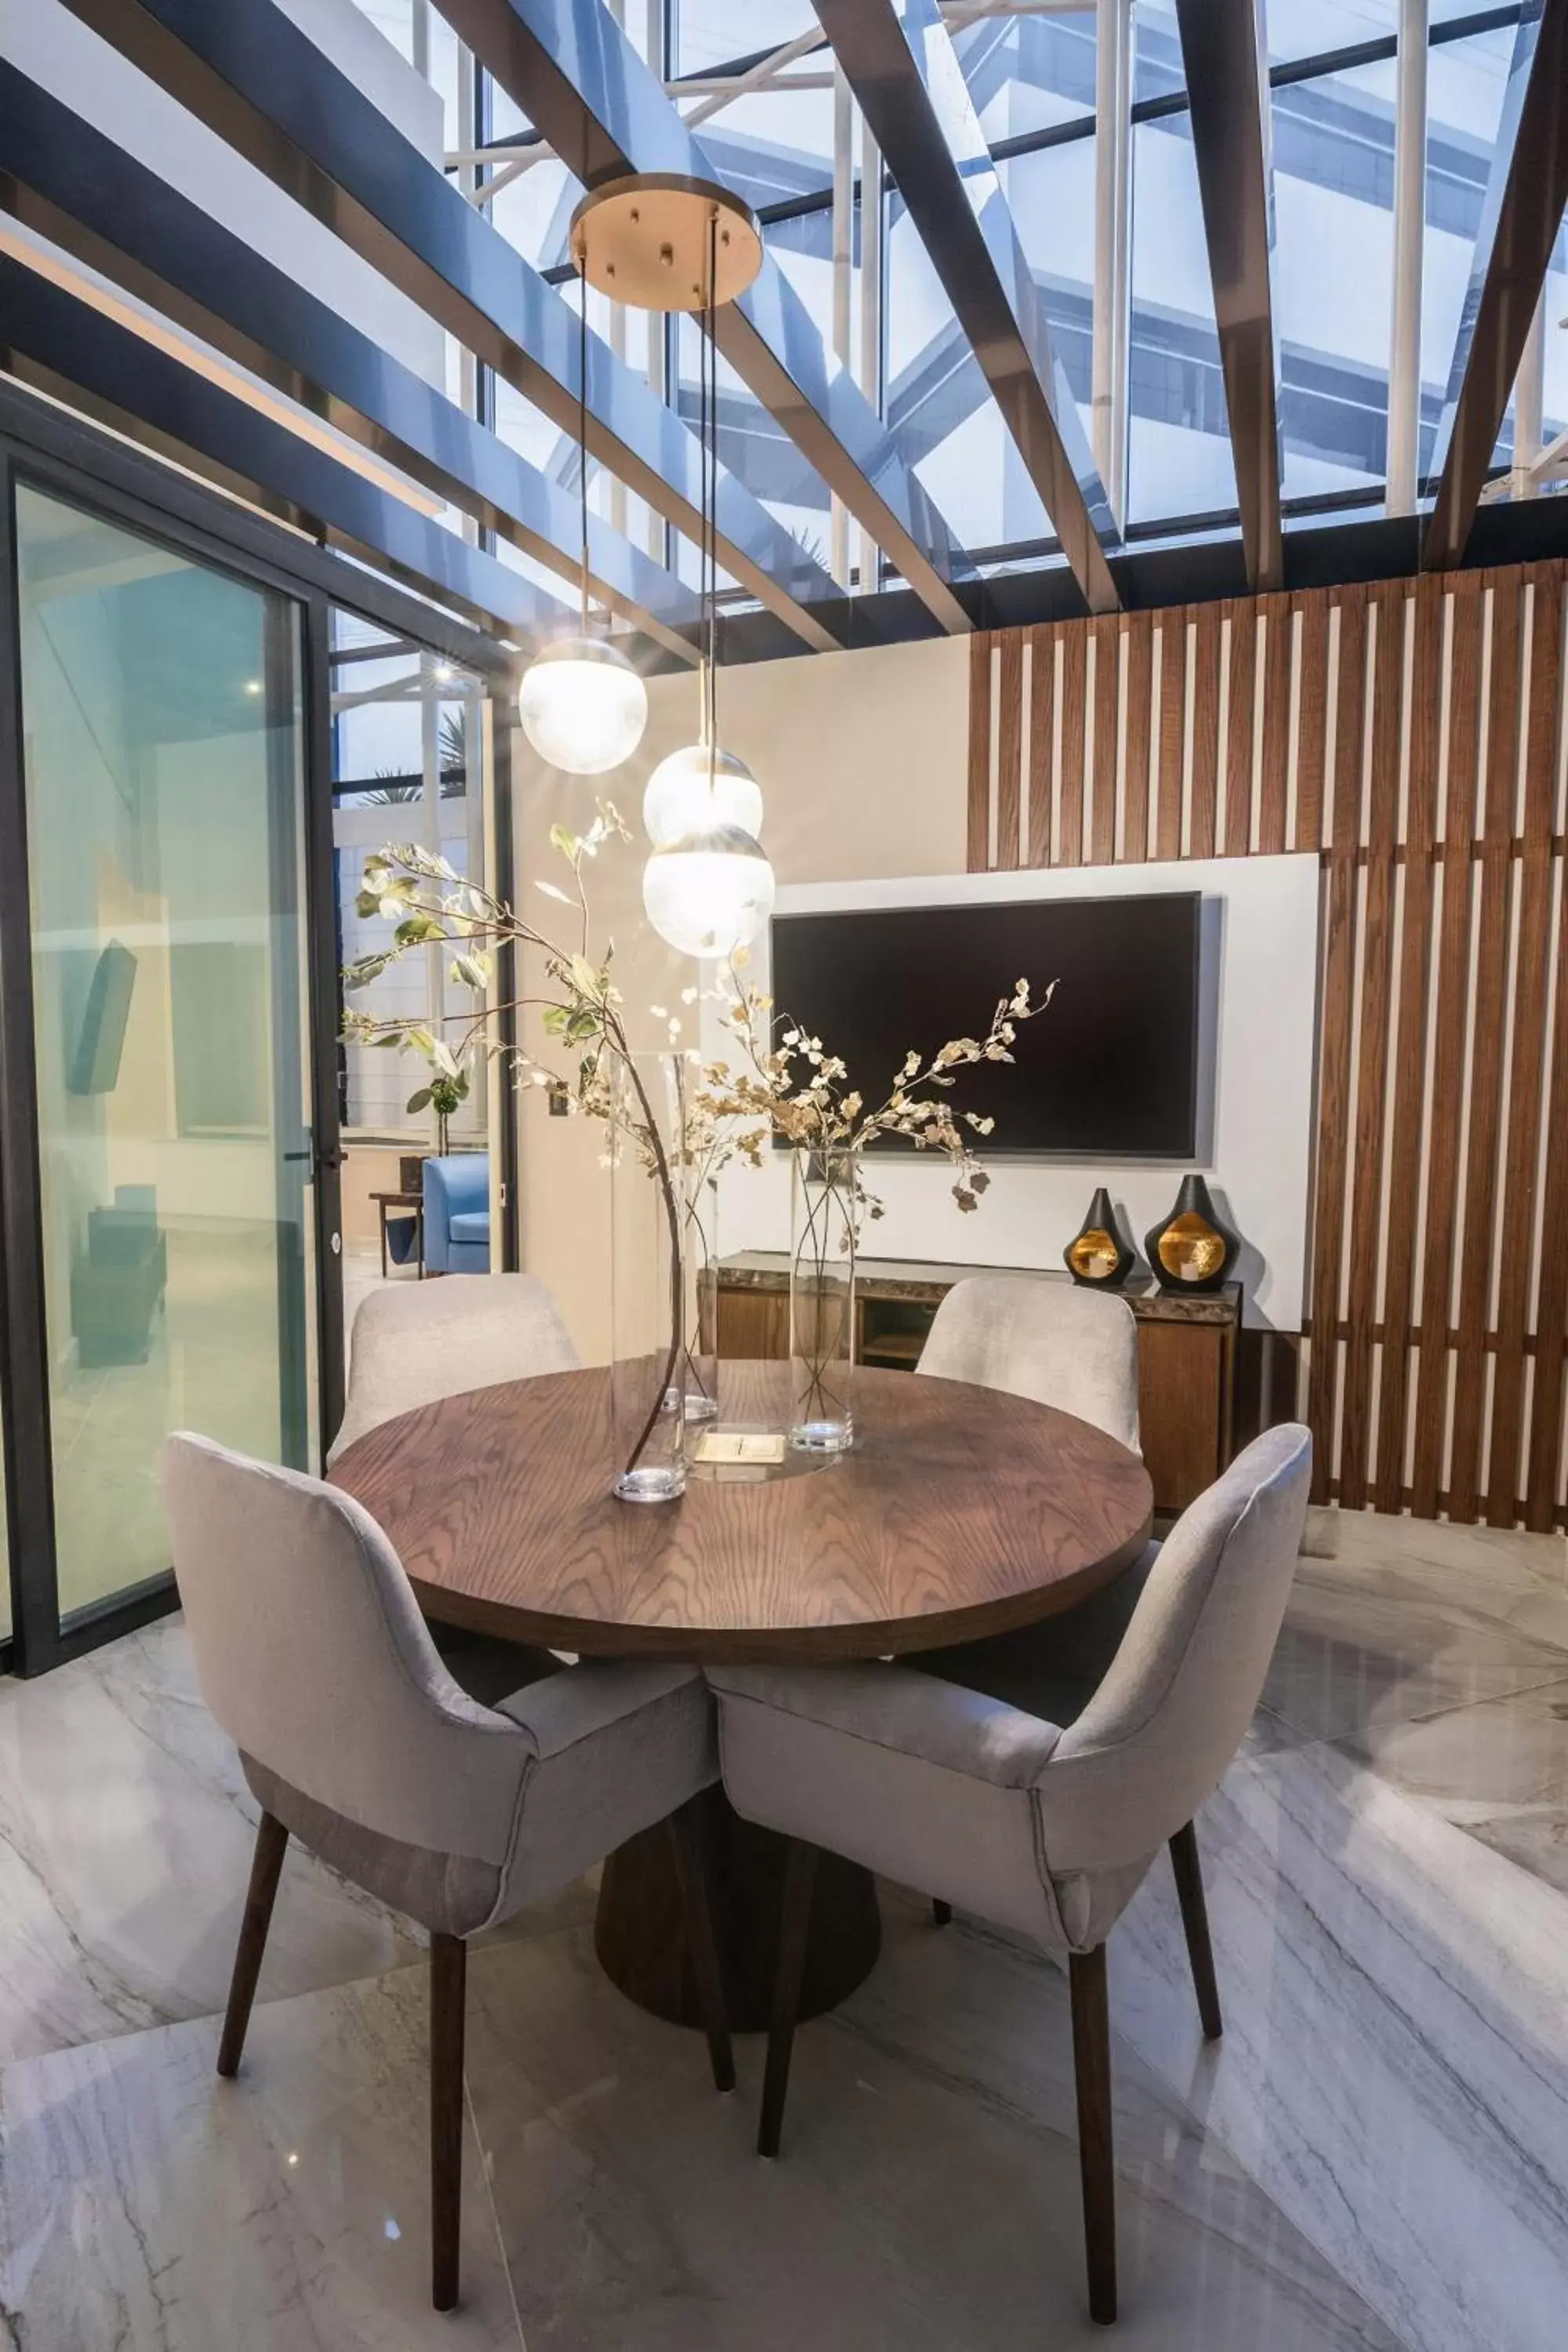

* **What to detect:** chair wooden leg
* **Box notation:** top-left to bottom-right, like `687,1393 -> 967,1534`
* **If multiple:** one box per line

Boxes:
1168,1821 -> 1223,2042
216,1811 -> 289,2079
758,1838 -> 818,2159
1069,1946 -> 1117,2327
430,1932 -> 466,2314
667,1801 -> 735,2093
931,1898 -> 953,1927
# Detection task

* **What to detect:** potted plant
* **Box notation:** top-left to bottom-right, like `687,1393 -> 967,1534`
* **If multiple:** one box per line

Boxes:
407,1067 -> 470,1157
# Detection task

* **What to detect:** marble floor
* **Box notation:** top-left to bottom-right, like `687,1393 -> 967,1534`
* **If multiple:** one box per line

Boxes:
1,1507 -> 1566,2348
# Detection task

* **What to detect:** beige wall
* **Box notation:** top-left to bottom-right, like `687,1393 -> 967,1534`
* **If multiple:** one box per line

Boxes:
513,634 -> 971,1360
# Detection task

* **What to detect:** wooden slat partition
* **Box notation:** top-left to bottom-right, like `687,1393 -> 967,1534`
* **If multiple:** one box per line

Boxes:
967,559 -> 1568,1530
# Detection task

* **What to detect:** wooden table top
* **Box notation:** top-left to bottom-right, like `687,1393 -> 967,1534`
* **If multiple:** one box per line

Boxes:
331,1360 -> 1154,1664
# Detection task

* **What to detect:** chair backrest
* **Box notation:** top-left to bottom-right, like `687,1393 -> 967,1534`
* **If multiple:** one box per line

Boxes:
328,1271 -> 579,1464
1036,1423 -> 1312,1872
163,1433 -> 532,1865
425,1152 -> 489,1225
917,1274 -> 1140,1451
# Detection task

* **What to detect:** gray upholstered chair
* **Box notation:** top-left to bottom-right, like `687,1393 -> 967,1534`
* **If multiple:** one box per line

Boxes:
163,1433 -> 731,2314
709,1424 -> 1311,2326
917,1272 -> 1140,1451
329,1270 -> 579,1466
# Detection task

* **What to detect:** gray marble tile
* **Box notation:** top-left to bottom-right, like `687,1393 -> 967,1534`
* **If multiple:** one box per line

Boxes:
1308,1508 -> 1568,1649
0,1620 -> 597,2071
0,1619 -> 422,2065
1109,1740 -> 1568,2352
461,1907 -> 1404,2351
0,1963 -> 522,2349
1338,1676 -> 1568,1897
1261,1553 -> 1568,1746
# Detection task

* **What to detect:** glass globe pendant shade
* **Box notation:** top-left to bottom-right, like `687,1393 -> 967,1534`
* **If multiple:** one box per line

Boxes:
642,824 -> 776,960
517,635 -> 648,775
643,742 -> 764,847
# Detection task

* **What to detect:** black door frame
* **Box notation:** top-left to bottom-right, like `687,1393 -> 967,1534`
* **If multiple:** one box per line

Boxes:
0,379 -> 515,1676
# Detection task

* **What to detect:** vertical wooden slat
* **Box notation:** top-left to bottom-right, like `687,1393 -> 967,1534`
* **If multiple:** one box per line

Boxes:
1121,613 -> 1153,862
1156,612 -> 1186,861
996,630 -> 1023,872
1527,748 -> 1568,1528
1448,571 -> 1522,1523
1026,622 -> 1054,869
1059,622 -> 1087,868
1294,590 -> 1330,851
1330,584 -> 1368,857
1374,576 -> 1443,1514
1489,566 -> 1562,1523
1258,591 -> 1291,855
1412,575 -> 1486,1517
1189,602 -> 1222,859
1224,597 -> 1257,858
1090,615 -> 1119,864
1306,854 -> 1358,1504
967,629 -> 992,872
1338,583 -> 1403,1509
1306,586 -> 1367,1501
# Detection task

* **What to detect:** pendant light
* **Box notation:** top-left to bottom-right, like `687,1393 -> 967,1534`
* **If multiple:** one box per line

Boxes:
567,172 -> 775,959
517,273 -> 647,775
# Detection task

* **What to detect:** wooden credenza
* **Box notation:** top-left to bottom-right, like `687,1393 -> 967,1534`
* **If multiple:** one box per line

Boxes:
714,1253 -> 1240,1515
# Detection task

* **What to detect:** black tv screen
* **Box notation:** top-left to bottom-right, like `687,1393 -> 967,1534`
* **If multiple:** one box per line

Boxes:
768,893 -> 1202,1158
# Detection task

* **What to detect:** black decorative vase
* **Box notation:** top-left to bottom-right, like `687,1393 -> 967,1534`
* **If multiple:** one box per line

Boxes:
1064,1187 -> 1135,1287
1144,1174 -> 1239,1294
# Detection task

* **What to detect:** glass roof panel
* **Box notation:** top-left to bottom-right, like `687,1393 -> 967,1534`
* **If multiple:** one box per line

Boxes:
954,6 -> 1095,143
671,1 -> 820,75
1421,24 -> 1519,475
1263,2 -> 1399,65
1271,53 -> 1399,501
1127,81 -> 1240,525
336,0 -> 1562,599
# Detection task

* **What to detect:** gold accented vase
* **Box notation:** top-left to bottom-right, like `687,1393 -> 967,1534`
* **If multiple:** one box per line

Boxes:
1064,1187 -> 1135,1287
1144,1174 -> 1239,1294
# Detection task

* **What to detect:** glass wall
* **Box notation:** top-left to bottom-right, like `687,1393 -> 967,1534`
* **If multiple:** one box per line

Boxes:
328,612 -> 488,1145
13,484 -> 317,1623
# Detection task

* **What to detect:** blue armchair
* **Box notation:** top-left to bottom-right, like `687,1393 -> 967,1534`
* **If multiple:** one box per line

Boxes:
423,1153 -> 491,1275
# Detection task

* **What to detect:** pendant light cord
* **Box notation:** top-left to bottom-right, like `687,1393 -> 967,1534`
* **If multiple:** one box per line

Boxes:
703,203 -> 718,774
579,278 -> 590,636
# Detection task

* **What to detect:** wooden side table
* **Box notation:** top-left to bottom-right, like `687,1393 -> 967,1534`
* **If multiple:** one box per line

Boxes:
370,1189 -> 424,1279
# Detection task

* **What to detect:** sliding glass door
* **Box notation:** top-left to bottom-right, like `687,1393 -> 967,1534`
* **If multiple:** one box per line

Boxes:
12,483 -> 319,1628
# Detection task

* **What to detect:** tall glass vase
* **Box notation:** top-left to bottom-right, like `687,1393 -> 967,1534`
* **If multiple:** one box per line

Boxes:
608,1051 -> 687,1503
788,1145 -> 858,1453
681,1146 -> 721,1424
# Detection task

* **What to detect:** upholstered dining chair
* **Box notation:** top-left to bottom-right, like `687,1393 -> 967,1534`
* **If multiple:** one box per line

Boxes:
709,1424 -> 1311,2326
916,1273 -> 1141,1452
163,1433 -> 732,2314
916,1272 -> 1142,1930
329,1270 -> 579,1466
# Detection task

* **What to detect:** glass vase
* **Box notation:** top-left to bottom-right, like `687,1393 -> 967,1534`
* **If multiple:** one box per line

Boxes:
788,1145 -> 858,1453
608,1051 -> 687,1503
681,1142 -> 721,1424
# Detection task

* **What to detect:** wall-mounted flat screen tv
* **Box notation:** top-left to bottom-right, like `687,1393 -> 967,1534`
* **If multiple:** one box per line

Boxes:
768,893 -> 1202,1158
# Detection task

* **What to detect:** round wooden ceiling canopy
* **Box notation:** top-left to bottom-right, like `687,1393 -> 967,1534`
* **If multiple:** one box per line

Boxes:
568,172 -> 764,311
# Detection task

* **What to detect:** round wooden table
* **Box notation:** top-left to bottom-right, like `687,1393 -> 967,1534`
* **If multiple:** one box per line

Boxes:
332,1359 -> 1153,2027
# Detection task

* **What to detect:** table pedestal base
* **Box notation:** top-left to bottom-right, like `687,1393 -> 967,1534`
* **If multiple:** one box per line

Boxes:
595,1785 -> 881,2034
